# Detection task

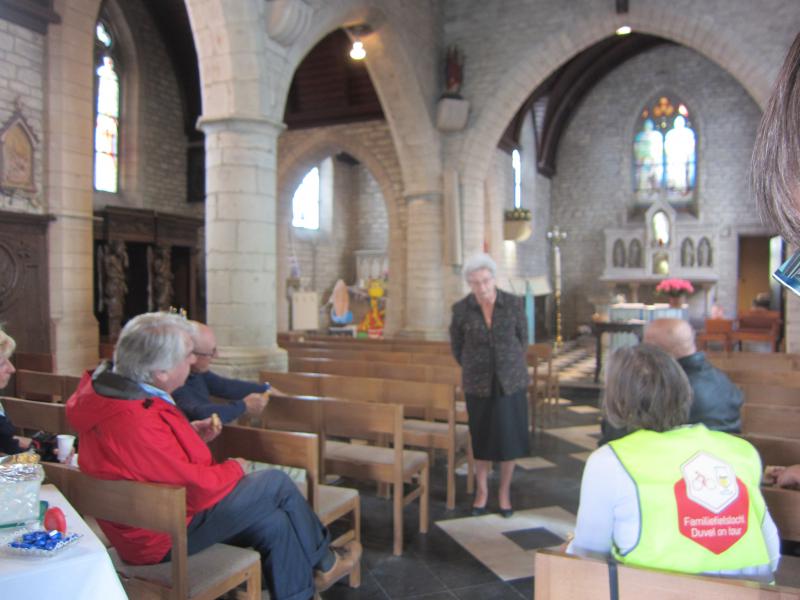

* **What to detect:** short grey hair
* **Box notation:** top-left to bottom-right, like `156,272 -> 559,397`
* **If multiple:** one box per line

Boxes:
603,344 -> 693,433
0,327 -> 16,359
113,312 -> 194,384
462,253 -> 497,280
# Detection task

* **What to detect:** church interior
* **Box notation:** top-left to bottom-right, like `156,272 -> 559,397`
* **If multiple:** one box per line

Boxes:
2,0 -> 800,598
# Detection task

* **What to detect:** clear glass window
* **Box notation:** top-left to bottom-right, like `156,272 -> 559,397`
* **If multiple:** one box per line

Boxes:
511,149 -> 522,209
292,167 -> 320,230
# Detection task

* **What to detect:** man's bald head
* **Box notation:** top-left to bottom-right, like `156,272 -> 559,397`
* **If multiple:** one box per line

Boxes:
189,321 -> 217,373
643,318 -> 696,359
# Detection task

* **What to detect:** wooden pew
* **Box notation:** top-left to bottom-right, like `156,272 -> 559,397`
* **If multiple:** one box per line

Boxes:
727,369 -> 800,388
210,425 -> 361,588
534,549 -> 800,599
1,395 -> 74,434
745,434 -> 800,466
763,486 -> 800,543
12,351 -> 54,372
288,356 -> 462,386
741,404 -> 800,439
263,394 -> 429,556
42,462 -> 261,600
287,346 -> 460,367
15,369 -> 81,403
707,351 -> 799,373
262,370 -> 472,510
739,383 -> 800,406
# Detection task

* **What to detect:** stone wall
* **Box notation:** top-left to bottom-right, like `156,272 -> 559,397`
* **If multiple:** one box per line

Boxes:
356,165 -> 388,251
0,20 -> 44,213
95,0 -> 196,217
551,44 -> 763,336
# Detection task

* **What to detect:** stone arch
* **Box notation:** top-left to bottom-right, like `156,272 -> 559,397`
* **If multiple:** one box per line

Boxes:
457,10 -> 776,197
280,2 -> 442,196
277,128 -> 405,335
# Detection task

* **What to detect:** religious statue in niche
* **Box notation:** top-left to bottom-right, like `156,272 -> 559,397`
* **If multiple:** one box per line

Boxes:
628,239 -> 643,268
443,45 -> 464,98
151,244 -> 174,311
612,239 -> 627,268
357,279 -> 386,338
0,104 -> 37,193
697,237 -> 712,267
102,239 -> 129,340
680,237 -> 695,267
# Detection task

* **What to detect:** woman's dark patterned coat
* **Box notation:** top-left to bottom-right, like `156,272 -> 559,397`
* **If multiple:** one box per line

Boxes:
449,288 -> 530,397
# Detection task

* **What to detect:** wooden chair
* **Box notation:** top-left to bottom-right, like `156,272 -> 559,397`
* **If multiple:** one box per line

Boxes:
528,343 -> 557,430
211,424 -> 361,588
14,369 -> 81,403
534,548 -> 800,599
731,309 -> 782,352
263,370 -> 471,510
696,318 -> 734,352
42,462 -> 261,600
263,394 -> 429,556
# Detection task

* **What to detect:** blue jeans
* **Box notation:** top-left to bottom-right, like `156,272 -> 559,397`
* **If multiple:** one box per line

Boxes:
179,469 -> 330,600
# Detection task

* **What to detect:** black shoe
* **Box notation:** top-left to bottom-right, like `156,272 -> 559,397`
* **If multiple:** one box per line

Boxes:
499,508 -> 514,518
471,506 -> 488,516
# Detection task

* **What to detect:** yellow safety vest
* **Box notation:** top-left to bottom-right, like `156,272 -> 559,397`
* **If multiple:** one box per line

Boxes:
608,424 -> 770,574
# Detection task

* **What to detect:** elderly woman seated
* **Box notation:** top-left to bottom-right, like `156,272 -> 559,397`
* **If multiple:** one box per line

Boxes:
568,344 -> 780,582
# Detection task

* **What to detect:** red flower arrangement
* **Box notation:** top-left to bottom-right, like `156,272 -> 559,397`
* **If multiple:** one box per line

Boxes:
655,278 -> 694,298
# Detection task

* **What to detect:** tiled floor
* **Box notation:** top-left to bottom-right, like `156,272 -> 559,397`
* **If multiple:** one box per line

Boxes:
323,386 -> 600,599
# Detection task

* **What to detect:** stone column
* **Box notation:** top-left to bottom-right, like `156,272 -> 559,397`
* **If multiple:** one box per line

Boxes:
401,192 -> 447,339
197,115 -> 287,378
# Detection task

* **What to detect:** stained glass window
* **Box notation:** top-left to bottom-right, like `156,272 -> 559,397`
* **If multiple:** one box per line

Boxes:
633,96 -> 696,197
94,21 -> 120,193
511,149 -> 522,209
292,167 -> 320,230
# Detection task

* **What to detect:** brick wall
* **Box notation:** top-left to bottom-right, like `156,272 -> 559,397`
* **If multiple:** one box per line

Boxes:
0,20 -> 44,213
551,44 -> 763,336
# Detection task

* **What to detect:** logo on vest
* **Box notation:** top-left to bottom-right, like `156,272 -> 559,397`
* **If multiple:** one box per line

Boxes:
674,452 -> 749,554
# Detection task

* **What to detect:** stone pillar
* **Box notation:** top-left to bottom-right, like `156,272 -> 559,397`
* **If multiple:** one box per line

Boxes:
198,115 -> 287,378
401,192 -> 447,339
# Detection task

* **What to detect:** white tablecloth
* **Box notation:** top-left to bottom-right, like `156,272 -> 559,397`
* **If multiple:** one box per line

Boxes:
0,484 -> 128,598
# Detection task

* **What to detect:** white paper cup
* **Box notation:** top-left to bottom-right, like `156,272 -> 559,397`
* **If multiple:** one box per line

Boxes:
56,434 -> 75,463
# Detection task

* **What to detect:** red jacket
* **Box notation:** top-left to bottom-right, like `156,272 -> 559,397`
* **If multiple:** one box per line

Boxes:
66,366 -> 244,564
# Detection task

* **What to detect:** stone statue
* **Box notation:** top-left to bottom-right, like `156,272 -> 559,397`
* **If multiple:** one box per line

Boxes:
444,45 -> 464,97
103,239 -> 128,339
152,244 -> 174,311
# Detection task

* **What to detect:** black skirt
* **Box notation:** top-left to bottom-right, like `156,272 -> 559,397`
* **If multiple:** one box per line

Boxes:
465,377 -> 530,461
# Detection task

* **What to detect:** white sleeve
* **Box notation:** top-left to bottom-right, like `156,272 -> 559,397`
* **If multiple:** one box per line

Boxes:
761,509 -> 781,572
567,444 -> 632,556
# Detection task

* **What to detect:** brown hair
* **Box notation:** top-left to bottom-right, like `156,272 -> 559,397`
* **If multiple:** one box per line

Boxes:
751,32 -> 800,246
603,344 -> 692,432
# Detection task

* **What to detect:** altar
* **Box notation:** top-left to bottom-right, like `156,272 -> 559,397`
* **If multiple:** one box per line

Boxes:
593,302 -> 688,382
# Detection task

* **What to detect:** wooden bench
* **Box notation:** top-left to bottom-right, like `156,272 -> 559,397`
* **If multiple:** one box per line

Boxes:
287,346 -> 459,367
1,395 -> 74,434
262,370 -> 471,510
534,548 -> 800,599
15,369 -> 81,403
263,394 -> 429,556
741,404 -> 800,439
288,356 -> 462,387
739,382 -> 800,406
12,351 -> 54,372
42,461 -> 261,600
726,369 -> 800,388
707,351 -> 799,373
210,424 -> 361,588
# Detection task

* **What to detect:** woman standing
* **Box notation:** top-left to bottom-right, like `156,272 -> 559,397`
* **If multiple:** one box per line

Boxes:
450,253 -> 530,516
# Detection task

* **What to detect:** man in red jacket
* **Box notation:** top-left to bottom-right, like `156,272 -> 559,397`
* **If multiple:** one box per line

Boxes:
67,312 -> 359,600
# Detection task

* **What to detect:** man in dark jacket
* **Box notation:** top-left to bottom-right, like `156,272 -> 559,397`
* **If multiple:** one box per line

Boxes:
644,318 -> 742,432
173,322 -> 269,423
600,318 -> 742,445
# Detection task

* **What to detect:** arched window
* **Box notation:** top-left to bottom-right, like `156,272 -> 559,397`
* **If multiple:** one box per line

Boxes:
511,149 -> 522,209
292,167 -> 320,230
94,20 -> 121,193
633,95 -> 696,198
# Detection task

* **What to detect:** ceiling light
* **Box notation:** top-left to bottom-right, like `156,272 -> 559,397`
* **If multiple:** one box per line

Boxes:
616,25 -> 632,35
349,40 -> 366,60
347,24 -> 371,61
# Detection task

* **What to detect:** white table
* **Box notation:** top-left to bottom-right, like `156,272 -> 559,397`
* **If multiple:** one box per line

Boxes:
0,483 -> 128,598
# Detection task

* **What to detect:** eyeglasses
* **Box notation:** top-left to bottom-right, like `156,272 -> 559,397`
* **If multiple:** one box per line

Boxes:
773,250 -> 800,297
192,347 -> 217,358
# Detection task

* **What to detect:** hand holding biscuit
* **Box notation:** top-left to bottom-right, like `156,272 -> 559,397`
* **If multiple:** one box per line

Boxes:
191,415 -> 223,443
